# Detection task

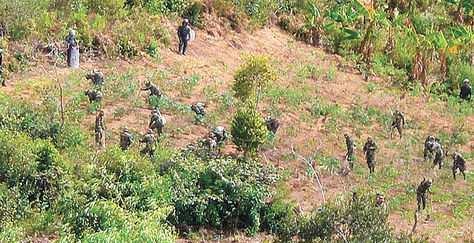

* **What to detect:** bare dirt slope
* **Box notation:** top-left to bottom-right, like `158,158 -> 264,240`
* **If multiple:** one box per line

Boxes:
3,21 -> 473,242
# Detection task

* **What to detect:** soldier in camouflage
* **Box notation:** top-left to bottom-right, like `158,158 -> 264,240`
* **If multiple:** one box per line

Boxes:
85,89 -> 103,103
120,126 -> 133,151
376,193 -> 386,212
140,129 -> 156,156
391,110 -> 405,139
213,126 -> 228,143
149,109 -> 166,136
423,136 -> 440,159
452,152 -> 466,180
95,110 -> 105,148
344,133 -> 357,169
416,178 -> 432,211
264,116 -> 280,134
431,142 -> 444,170
0,49 -> 5,86
86,69 -> 104,88
191,102 -> 206,124
142,82 -> 162,98
363,136 -> 378,174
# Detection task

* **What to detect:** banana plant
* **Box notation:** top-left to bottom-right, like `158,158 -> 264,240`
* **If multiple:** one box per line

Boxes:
385,10 -> 408,59
306,1 -> 324,47
403,24 -> 435,86
442,0 -> 473,24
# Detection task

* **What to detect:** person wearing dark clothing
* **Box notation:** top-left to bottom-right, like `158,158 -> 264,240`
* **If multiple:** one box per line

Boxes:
178,19 -> 191,55
460,79 -> 471,101
363,136 -> 378,174
344,133 -> 356,169
452,152 -> 466,180
416,178 -> 432,211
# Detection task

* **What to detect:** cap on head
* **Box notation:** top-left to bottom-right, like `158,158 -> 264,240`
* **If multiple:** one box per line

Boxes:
183,19 -> 189,24
69,29 -> 76,36
148,129 -> 153,134
0,49 -> 3,54
367,136 -> 372,140
123,126 -> 129,132
99,110 -> 104,115
464,78 -> 469,83
344,133 -> 348,137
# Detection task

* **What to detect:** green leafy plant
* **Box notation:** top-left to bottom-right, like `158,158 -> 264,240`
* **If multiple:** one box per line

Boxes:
231,106 -> 269,158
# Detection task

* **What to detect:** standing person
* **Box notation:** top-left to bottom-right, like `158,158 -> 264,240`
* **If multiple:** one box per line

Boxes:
423,136 -> 439,159
178,19 -> 191,56
149,109 -> 166,137
140,129 -> 157,156
95,110 -> 106,149
390,110 -> 405,139
0,48 -> 5,86
65,29 -> 79,68
344,133 -> 356,169
416,178 -> 432,211
452,152 -> 466,180
431,142 -> 444,170
120,126 -> 133,151
460,79 -> 472,101
363,136 -> 378,174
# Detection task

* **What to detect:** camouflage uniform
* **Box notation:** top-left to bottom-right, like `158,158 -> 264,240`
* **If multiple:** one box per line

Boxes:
363,137 -> 378,174
431,142 -> 444,170
120,127 -> 133,151
149,109 -> 166,136
213,126 -> 228,143
423,136 -> 439,159
391,110 -> 405,139
344,133 -> 357,169
416,178 -> 432,211
264,116 -> 280,134
191,103 -> 206,124
452,152 -> 466,180
376,193 -> 386,212
140,129 -> 156,156
0,49 -> 5,86
86,70 -> 104,88
85,89 -> 103,103
142,82 -> 162,97
95,111 -> 105,148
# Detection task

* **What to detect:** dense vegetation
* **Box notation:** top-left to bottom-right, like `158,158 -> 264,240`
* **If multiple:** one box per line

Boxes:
0,0 -> 472,242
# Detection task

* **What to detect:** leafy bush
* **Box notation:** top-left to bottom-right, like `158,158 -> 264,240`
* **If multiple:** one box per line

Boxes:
276,193 -> 424,242
162,147 -> 280,236
231,106 -> 269,158
0,131 -> 70,209
233,55 -> 275,103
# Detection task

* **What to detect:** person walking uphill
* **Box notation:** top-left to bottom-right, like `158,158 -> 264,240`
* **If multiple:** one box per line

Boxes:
178,19 -> 191,56
363,136 -> 378,174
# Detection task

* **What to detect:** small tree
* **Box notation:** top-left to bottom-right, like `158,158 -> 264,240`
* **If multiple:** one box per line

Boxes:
232,54 -> 275,106
231,105 -> 269,159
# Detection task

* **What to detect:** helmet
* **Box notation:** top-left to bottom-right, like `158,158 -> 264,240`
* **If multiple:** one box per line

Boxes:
123,126 -> 129,132
183,19 -> 189,24
464,78 -> 470,83
69,29 -> 76,36
0,49 -> 3,54
148,129 -> 153,134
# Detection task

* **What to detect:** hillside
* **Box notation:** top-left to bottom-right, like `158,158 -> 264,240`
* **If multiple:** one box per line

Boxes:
1,14 -> 472,242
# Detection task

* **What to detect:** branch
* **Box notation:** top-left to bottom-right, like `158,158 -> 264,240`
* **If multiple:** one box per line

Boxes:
291,143 -> 326,203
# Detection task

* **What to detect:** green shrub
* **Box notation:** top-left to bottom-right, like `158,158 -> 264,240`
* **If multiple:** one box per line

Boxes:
275,193 -> 423,242
231,106 -> 269,158
162,148 -> 280,235
0,131 -> 70,208
233,55 -> 275,103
